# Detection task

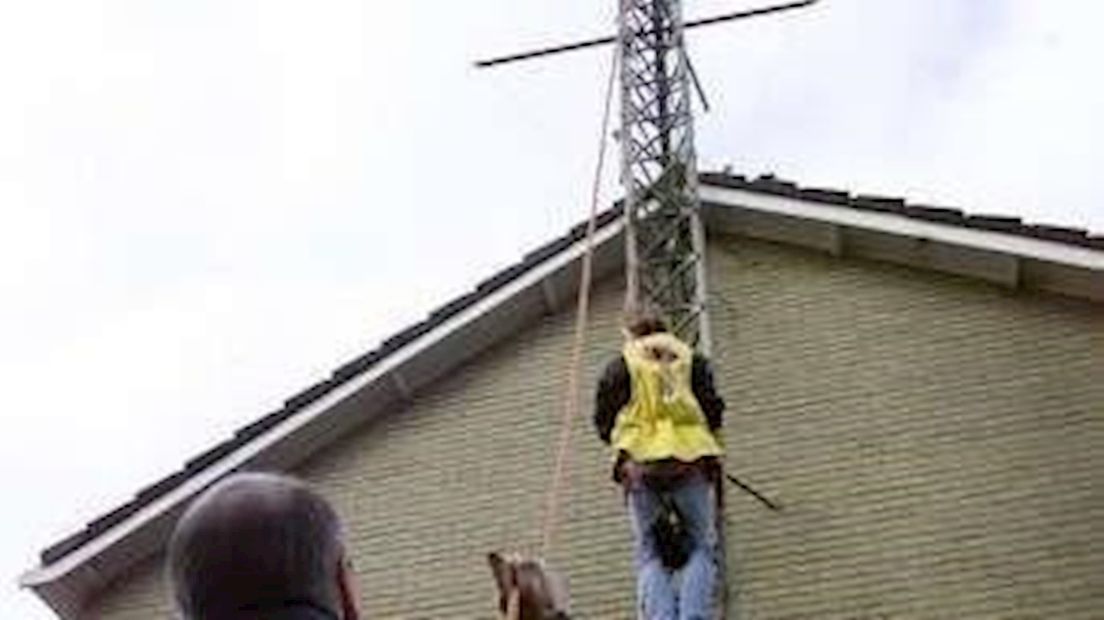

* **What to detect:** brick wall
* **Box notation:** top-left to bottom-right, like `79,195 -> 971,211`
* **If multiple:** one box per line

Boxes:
87,236 -> 1104,619
708,237 -> 1104,619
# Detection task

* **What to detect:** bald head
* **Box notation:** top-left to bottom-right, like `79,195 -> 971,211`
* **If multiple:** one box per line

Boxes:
167,473 -> 349,619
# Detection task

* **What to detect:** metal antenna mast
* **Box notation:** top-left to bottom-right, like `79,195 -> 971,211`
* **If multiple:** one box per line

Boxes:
478,0 -> 817,350
618,0 -> 709,348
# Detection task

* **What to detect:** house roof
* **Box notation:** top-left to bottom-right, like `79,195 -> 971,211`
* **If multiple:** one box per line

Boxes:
702,173 -> 1104,251
34,205 -> 622,570
23,172 -> 1104,618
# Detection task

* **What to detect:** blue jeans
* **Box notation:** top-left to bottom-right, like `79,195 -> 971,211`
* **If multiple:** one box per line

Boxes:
628,473 -> 719,620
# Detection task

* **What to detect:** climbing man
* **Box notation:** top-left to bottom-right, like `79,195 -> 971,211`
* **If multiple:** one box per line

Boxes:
594,313 -> 726,620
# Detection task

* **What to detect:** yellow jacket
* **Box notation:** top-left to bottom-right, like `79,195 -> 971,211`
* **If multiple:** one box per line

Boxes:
610,332 -> 723,463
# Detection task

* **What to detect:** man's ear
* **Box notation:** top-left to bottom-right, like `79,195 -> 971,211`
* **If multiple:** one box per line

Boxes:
337,554 -> 361,620
487,552 -> 515,602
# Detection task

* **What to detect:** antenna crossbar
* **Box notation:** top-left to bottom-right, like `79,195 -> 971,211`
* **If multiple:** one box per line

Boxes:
475,0 -> 817,68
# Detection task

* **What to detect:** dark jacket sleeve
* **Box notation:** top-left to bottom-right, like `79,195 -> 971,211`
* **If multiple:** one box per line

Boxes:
691,354 -> 725,432
594,356 -> 630,444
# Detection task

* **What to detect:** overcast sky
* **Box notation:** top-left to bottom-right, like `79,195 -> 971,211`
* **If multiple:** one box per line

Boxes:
2,1 -> 1102,617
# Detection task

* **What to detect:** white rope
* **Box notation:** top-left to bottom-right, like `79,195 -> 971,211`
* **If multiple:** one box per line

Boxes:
538,41 -> 620,557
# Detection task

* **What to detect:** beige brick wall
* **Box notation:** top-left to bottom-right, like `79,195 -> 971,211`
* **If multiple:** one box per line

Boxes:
87,236 -> 1104,619
709,237 -> 1104,619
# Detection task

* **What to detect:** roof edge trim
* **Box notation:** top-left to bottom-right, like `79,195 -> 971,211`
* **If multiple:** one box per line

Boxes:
701,185 -> 1104,270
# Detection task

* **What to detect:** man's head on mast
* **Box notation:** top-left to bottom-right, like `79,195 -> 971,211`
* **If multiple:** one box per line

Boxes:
623,310 -> 670,339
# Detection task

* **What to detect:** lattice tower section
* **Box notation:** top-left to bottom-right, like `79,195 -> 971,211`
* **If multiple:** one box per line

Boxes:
618,0 -> 710,349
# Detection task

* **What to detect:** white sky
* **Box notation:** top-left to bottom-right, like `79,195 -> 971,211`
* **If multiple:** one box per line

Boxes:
2,1 -> 1102,617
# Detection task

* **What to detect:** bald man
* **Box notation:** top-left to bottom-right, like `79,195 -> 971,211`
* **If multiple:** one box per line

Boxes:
167,472 -> 361,620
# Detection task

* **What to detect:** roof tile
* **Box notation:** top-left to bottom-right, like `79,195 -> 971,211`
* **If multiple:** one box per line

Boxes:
233,410 -> 290,442
797,187 -> 851,205
476,263 -> 530,294
963,215 -> 1024,233
851,194 -> 906,213
523,238 -> 574,265
338,350 -> 386,381
747,174 -> 799,196
183,441 -> 240,472
427,292 -> 482,322
283,380 -> 338,412
1025,225 -> 1090,245
40,531 -> 92,565
904,205 -> 966,225
85,503 -> 144,540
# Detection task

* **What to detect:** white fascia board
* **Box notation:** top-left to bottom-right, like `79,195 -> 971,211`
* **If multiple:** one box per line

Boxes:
701,185 -> 1104,272
20,218 -> 624,588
